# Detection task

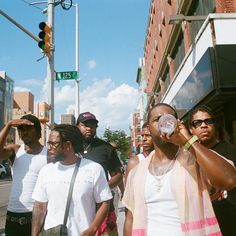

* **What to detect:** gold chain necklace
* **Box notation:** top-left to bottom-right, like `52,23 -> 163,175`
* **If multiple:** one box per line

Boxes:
150,148 -> 179,192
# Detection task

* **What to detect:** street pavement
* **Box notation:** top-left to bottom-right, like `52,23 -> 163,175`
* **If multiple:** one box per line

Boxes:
0,205 -> 6,236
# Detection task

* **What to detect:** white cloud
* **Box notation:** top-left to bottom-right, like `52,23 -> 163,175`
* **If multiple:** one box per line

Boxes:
87,59 -> 97,70
14,86 -> 31,92
78,79 -> 138,136
28,77 -> 138,136
55,84 -> 76,104
21,79 -> 43,87
51,78 -> 138,136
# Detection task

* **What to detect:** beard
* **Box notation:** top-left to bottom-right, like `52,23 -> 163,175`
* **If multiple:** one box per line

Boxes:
153,136 -> 168,146
48,152 -> 66,162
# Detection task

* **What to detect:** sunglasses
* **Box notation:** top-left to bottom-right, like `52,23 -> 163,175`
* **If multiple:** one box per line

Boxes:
191,118 -> 215,128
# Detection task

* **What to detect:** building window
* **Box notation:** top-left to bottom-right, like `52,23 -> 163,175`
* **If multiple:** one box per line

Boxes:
189,0 -> 216,43
172,33 -> 185,74
0,90 -> 3,102
162,71 -> 170,95
171,49 -> 214,117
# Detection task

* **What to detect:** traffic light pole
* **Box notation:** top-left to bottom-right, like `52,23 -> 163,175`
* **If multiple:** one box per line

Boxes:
0,9 -> 40,43
75,3 -> 80,118
47,0 -> 55,127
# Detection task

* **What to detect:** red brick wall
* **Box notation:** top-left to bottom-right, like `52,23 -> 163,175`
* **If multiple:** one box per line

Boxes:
216,0 -> 236,12
144,0 -> 177,92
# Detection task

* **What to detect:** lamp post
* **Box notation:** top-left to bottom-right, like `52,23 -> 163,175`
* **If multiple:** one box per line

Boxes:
75,2 -> 80,118
47,0 -> 55,127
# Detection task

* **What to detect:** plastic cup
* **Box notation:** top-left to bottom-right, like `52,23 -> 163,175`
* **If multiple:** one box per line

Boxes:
158,114 -> 177,135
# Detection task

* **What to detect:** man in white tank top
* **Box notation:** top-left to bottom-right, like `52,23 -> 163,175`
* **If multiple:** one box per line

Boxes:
0,114 -> 47,236
123,103 -> 236,236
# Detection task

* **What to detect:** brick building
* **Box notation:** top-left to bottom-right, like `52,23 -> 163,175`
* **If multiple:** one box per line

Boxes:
133,0 -> 236,149
14,91 -> 34,114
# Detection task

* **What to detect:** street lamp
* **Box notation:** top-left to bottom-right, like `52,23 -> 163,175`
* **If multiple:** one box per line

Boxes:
168,14 -> 207,24
75,3 -> 80,118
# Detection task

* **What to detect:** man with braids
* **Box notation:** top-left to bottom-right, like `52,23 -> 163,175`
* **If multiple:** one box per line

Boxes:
0,114 -> 48,236
32,124 -> 112,236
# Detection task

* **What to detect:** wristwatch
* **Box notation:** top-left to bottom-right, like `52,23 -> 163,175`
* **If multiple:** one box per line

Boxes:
184,135 -> 199,150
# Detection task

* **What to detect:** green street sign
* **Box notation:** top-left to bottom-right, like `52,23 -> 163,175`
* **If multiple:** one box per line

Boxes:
56,71 -> 78,81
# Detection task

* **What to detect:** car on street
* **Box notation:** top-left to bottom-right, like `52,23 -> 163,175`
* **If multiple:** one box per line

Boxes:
0,164 -> 7,178
2,161 -> 11,177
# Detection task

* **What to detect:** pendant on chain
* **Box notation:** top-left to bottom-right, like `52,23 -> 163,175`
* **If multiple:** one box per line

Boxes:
155,178 -> 162,192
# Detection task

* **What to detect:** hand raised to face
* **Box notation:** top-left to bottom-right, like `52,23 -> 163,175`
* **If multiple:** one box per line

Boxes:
10,119 -> 34,128
160,120 -> 192,147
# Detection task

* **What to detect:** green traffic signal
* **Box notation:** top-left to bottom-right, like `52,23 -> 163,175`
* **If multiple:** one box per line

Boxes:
38,22 -> 51,55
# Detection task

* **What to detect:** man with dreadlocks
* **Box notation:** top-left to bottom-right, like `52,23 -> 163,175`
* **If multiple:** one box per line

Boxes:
0,114 -> 48,236
32,124 -> 112,236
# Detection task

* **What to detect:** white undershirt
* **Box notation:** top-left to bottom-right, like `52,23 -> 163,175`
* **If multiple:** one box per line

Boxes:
145,169 -> 182,236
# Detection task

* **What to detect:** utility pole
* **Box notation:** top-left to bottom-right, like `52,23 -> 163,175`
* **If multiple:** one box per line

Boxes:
47,0 -> 55,127
75,2 -> 80,118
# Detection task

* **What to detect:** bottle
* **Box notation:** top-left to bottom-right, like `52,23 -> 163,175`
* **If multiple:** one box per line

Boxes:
158,114 -> 177,135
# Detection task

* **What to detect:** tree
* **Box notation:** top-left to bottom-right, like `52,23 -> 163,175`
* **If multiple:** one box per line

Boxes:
102,128 -> 130,160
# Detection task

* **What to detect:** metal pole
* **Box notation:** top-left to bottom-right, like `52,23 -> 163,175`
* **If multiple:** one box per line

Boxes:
47,0 -> 55,126
75,3 -> 80,118
0,9 -> 40,43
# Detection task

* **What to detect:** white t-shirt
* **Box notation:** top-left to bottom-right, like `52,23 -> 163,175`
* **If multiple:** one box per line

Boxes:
8,144 -> 47,212
145,169 -> 182,236
32,158 -> 112,236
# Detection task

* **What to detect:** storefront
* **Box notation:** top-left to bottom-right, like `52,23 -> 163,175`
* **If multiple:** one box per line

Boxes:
162,14 -> 236,143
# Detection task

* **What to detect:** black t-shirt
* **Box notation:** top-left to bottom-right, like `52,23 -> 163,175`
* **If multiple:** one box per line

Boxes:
82,138 -> 122,180
211,141 -> 236,205
210,141 -> 236,235
211,141 -> 236,166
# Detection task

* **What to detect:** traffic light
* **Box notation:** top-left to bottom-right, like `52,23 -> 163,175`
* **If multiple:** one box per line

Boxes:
38,22 -> 51,56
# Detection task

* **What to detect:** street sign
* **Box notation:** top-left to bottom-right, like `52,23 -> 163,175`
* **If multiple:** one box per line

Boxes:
56,71 -> 78,81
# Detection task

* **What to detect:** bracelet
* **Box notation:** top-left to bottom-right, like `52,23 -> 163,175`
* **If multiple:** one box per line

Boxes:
184,135 -> 199,150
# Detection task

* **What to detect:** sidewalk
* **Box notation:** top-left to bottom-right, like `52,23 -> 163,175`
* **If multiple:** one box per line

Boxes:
0,205 -> 6,236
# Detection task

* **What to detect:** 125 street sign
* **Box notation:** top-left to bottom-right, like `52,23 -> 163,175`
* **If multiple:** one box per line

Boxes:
56,71 -> 78,81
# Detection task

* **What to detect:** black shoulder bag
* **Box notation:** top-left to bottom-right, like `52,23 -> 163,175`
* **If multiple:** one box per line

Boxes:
39,157 -> 81,236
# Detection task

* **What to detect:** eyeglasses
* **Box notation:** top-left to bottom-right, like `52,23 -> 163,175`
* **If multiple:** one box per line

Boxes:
46,141 -> 61,149
191,118 -> 215,128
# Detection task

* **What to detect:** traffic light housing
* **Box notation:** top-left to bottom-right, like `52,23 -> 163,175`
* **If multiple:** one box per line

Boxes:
38,22 -> 51,56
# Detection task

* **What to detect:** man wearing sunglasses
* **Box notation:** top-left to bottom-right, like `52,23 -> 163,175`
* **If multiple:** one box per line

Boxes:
188,105 -> 236,236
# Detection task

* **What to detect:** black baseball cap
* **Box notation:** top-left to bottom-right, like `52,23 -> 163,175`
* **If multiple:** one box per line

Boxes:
76,112 -> 99,125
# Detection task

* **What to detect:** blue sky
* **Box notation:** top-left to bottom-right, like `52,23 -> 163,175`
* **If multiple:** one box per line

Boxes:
0,0 -> 150,135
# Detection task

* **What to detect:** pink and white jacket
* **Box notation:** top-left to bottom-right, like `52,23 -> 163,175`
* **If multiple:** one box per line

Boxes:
123,148 -> 222,236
